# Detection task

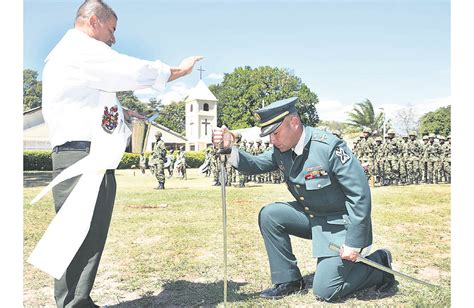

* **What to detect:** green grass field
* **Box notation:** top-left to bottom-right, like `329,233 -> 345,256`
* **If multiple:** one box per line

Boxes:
23,169 -> 451,307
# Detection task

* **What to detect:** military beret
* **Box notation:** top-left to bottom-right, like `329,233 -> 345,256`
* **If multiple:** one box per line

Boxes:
387,128 -> 395,134
155,130 -> 162,137
255,97 -> 298,137
409,130 -> 417,136
363,127 -> 372,133
422,135 -> 429,140
429,133 -> 436,138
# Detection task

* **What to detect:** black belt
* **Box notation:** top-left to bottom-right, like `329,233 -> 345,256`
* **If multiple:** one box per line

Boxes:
53,141 -> 91,153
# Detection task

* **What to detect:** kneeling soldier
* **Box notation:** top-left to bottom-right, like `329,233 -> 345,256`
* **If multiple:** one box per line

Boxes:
213,97 -> 396,302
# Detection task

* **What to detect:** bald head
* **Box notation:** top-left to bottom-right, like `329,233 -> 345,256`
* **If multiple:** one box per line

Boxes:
75,0 -> 117,26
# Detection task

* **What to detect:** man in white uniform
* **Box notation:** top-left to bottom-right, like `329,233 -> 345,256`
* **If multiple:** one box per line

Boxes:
41,1 -> 202,307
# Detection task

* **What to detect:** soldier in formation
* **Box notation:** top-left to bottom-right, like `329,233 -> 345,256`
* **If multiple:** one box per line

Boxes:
352,129 -> 451,186
150,131 -> 166,189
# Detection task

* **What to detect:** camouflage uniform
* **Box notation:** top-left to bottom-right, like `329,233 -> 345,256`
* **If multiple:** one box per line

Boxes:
420,135 -> 429,183
372,137 -> 383,185
441,135 -> 451,183
175,146 -> 187,180
405,131 -> 422,185
380,129 -> 400,185
398,135 -> 409,185
438,136 -> 450,183
167,149 -> 176,177
263,141 -> 272,183
150,131 -> 166,189
255,139 -> 265,183
426,134 -> 440,184
359,128 -> 375,180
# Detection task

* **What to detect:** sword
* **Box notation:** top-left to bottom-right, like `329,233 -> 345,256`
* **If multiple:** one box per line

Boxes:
219,153 -> 228,305
328,243 -> 439,289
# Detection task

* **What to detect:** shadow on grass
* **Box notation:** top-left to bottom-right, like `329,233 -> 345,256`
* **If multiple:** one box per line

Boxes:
108,279 -> 258,307
303,273 -> 399,304
24,171 -> 52,188
108,274 -> 398,307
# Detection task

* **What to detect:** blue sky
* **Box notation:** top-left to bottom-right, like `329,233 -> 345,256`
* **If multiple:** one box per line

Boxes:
24,0 -> 450,123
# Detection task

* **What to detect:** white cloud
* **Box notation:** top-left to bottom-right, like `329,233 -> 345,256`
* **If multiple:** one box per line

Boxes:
207,73 -> 224,80
378,96 -> 451,122
134,82 -> 192,105
317,98 -> 354,122
317,96 -> 451,124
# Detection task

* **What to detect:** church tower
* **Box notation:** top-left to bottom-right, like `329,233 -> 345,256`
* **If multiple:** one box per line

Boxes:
185,80 -> 218,151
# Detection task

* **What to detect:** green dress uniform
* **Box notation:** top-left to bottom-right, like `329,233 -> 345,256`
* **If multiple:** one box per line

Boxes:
232,125 -> 388,301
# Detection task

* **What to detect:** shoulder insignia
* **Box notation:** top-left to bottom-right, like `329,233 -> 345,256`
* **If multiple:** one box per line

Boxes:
335,146 -> 351,165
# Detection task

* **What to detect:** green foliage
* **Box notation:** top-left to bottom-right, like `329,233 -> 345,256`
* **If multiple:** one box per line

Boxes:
24,151 -> 52,171
418,105 -> 451,136
346,99 -> 384,132
209,66 -> 319,129
184,151 -> 205,168
22,151 -> 204,170
155,99 -> 186,134
23,69 -> 42,111
118,152 -> 142,169
117,91 -> 155,115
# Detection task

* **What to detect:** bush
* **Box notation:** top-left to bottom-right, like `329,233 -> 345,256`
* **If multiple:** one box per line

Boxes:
24,151 -> 52,171
185,150 -> 206,168
23,150 -> 206,170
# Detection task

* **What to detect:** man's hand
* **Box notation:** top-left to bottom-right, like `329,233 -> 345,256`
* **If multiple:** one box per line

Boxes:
123,109 -> 146,122
212,125 -> 234,150
169,55 -> 204,82
340,245 -> 360,262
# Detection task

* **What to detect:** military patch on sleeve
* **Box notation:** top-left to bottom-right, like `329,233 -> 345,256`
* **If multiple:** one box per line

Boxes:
335,147 -> 351,164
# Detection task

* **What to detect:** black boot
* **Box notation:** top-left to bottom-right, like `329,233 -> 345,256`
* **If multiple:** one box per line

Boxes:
157,181 -> 165,190
375,249 -> 396,292
239,180 -> 245,187
260,278 -> 306,299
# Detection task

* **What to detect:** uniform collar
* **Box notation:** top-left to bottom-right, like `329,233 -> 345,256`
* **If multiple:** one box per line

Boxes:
292,126 -> 308,156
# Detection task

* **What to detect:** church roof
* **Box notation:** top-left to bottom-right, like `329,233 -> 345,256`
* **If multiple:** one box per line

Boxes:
186,80 -> 217,102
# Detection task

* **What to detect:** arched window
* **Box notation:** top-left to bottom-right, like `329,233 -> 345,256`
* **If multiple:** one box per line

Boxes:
190,104 -> 193,112
203,103 -> 209,111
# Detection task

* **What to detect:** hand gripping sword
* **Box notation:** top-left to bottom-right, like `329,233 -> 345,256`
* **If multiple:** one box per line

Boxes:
328,243 -> 439,288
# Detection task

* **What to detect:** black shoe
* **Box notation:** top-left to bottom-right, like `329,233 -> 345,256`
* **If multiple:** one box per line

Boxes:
156,182 -> 165,190
375,249 -> 396,292
260,278 -> 306,299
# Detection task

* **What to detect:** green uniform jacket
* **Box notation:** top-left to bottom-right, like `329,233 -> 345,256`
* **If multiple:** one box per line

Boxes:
234,126 -> 373,257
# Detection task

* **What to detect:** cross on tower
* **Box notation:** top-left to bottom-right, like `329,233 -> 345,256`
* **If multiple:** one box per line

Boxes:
202,118 -> 211,135
197,66 -> 205,80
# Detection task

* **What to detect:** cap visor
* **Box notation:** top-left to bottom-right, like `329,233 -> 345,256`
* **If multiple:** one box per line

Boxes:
260,121 -> 282,137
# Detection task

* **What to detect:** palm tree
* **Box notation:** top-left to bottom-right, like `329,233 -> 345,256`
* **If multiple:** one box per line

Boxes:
346,99 -> 384,133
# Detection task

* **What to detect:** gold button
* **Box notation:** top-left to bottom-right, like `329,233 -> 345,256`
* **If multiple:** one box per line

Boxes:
309,214 -> 315,218
304,207 -> 309,211
300,196 -> 305,201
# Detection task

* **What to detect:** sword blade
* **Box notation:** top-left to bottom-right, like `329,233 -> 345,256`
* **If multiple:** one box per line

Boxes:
328,243 -> 439,289
220,157 -> 228,305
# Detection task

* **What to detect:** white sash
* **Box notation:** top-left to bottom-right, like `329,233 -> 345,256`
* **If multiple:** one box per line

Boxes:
28,92 -> 131,279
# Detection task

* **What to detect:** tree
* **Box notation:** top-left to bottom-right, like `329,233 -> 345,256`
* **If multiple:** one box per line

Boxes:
23,69 -> 42,111
208,66 -> 319,129
116,91 -> 156,115
418,105 -> 451,136
346,99 -> 383,133
394,104 -> 418,136
155,99 -> 186,134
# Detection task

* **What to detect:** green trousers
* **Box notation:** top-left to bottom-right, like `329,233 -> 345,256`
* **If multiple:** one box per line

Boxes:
258,202 -> 385,302
52,149 -> 116,308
